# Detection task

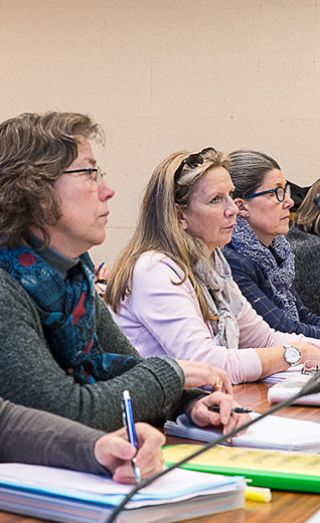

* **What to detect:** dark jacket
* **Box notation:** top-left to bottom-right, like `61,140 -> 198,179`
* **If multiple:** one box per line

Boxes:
288,224 -> 320,316
223,243 -> 320,338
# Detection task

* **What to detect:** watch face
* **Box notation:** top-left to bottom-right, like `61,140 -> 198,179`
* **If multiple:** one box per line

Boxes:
284,346 -> 301,364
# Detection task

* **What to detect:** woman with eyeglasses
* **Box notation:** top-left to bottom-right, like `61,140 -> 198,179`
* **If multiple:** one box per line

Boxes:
223,150 -> 320,338
287,179 -> 320,316
106,149 -> 320,385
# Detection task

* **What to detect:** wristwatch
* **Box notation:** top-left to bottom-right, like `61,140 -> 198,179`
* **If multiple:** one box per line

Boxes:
283,345 -> 302,366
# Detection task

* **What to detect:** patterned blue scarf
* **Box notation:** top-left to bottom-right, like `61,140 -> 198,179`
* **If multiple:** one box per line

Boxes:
229,217 -> 299,321
0,246 -> 139,384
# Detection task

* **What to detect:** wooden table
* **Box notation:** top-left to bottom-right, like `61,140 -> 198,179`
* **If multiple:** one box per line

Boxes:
1,382 -> 319,523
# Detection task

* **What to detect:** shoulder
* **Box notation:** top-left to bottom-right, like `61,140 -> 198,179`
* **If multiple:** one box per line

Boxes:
223,244 -> 257,273
0,268 -> 45,338
0,268 -> 35,305
288,226 -> 320,250
133,251 -> 185,279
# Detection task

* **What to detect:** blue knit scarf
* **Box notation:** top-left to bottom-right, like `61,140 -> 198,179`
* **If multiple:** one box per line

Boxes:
229,217 -> 299,321
0,246 -> 139,384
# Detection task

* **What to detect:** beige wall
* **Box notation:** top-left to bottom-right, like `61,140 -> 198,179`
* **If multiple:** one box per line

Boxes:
1,0 -> 319,264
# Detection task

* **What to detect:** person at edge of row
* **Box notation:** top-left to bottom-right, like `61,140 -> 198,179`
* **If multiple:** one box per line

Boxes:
0,397 -> 164,483
0,112 -> 244,439
106,148 -> 320,385
223,150 -> 320,338
288,178 -> 320,316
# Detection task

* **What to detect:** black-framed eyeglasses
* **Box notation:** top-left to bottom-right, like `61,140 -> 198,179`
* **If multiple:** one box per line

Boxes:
63,166 -> 106,185
174,147 -> 217,182
244,182 -> 291,203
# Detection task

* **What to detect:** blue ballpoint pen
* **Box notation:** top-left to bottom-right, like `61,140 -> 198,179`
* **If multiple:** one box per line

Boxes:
122,390 -> 141,483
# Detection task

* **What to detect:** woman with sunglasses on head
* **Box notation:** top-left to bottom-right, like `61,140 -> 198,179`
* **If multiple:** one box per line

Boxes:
287,179 -> 320,316
106,149 -> 320,385
223,150 -> 320,338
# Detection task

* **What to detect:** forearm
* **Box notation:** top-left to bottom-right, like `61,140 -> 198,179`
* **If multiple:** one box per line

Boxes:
0,398 -> 106,474
0,338 -> 184,431
238,302 -> 320,378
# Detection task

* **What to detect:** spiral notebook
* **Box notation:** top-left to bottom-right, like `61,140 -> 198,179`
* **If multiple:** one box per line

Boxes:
164,413 -> 320,453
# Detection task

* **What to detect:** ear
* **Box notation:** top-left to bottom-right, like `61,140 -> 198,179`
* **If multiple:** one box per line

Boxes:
175,203 -> 189,230
233,197 -> 250,218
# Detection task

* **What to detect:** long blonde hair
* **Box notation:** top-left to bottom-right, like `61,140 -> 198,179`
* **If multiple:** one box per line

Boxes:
106,148 -> 230,320
294,178 -> 320,236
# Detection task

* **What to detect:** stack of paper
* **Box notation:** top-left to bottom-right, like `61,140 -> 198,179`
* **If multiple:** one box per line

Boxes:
0,463 -> 245,523
268,372 -> 320,406
164,413 -> 320,453
262,365 -> 303,384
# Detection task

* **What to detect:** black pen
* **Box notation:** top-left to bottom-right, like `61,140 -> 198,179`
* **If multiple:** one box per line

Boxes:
209,405 -> 253,414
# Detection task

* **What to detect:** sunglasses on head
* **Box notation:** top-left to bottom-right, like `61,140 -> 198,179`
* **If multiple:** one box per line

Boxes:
174,147 -> 217,182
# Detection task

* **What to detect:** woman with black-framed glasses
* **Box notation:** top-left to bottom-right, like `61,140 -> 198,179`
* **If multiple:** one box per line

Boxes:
106,148 -> 320,385
223,149 -> 320,339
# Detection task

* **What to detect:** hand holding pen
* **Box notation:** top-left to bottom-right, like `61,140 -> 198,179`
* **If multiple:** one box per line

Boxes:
94,262 -> 109,296
94,421 -> 165,484
94,261 -> 109,284
188,391 -> 251,436
121,390 -> 165,483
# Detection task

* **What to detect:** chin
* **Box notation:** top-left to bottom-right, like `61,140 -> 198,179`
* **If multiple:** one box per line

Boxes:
90,233 -> 106,247
277,226 -> 290,236
219,234 -> 233,246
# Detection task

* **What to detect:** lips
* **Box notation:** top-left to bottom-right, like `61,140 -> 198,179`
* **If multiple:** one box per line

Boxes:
99,212 -> 109,223
223,223 -> 236,230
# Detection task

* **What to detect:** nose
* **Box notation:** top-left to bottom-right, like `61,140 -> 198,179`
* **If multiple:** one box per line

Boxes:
225,196 -> 239,216
283,193 -> 294,209
98,181 -> 115,201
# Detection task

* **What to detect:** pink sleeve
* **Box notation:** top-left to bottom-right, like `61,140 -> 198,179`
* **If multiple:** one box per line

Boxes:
238,298 -> 320,348
130,254 -> 262,384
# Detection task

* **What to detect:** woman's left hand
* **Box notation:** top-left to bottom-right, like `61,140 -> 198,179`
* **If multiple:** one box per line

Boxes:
188,391 -> 250,436
176,360 -> 233,395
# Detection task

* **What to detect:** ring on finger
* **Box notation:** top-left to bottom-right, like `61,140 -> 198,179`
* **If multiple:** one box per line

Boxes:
215,376 -> 223,389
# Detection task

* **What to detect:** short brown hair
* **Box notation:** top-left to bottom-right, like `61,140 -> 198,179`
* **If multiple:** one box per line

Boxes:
0,111 -> 103,246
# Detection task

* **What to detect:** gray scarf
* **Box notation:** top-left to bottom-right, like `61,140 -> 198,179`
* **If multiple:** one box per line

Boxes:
229,217 -> 299,321
195,249 -> 244,349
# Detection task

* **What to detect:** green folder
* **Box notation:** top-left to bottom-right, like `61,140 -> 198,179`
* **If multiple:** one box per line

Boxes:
164,444 -> 320,493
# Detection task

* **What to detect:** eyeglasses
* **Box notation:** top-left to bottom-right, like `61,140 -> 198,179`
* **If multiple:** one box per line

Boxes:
174,147 -> 217,182
63,166 -> 106,185
244,182 -> 291,203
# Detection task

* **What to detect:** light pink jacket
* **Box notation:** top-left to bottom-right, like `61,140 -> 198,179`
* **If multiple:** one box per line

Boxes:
111,251 -> 320,384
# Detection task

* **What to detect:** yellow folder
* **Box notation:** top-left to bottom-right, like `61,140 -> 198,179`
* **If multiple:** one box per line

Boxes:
164,444 -> 320,493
